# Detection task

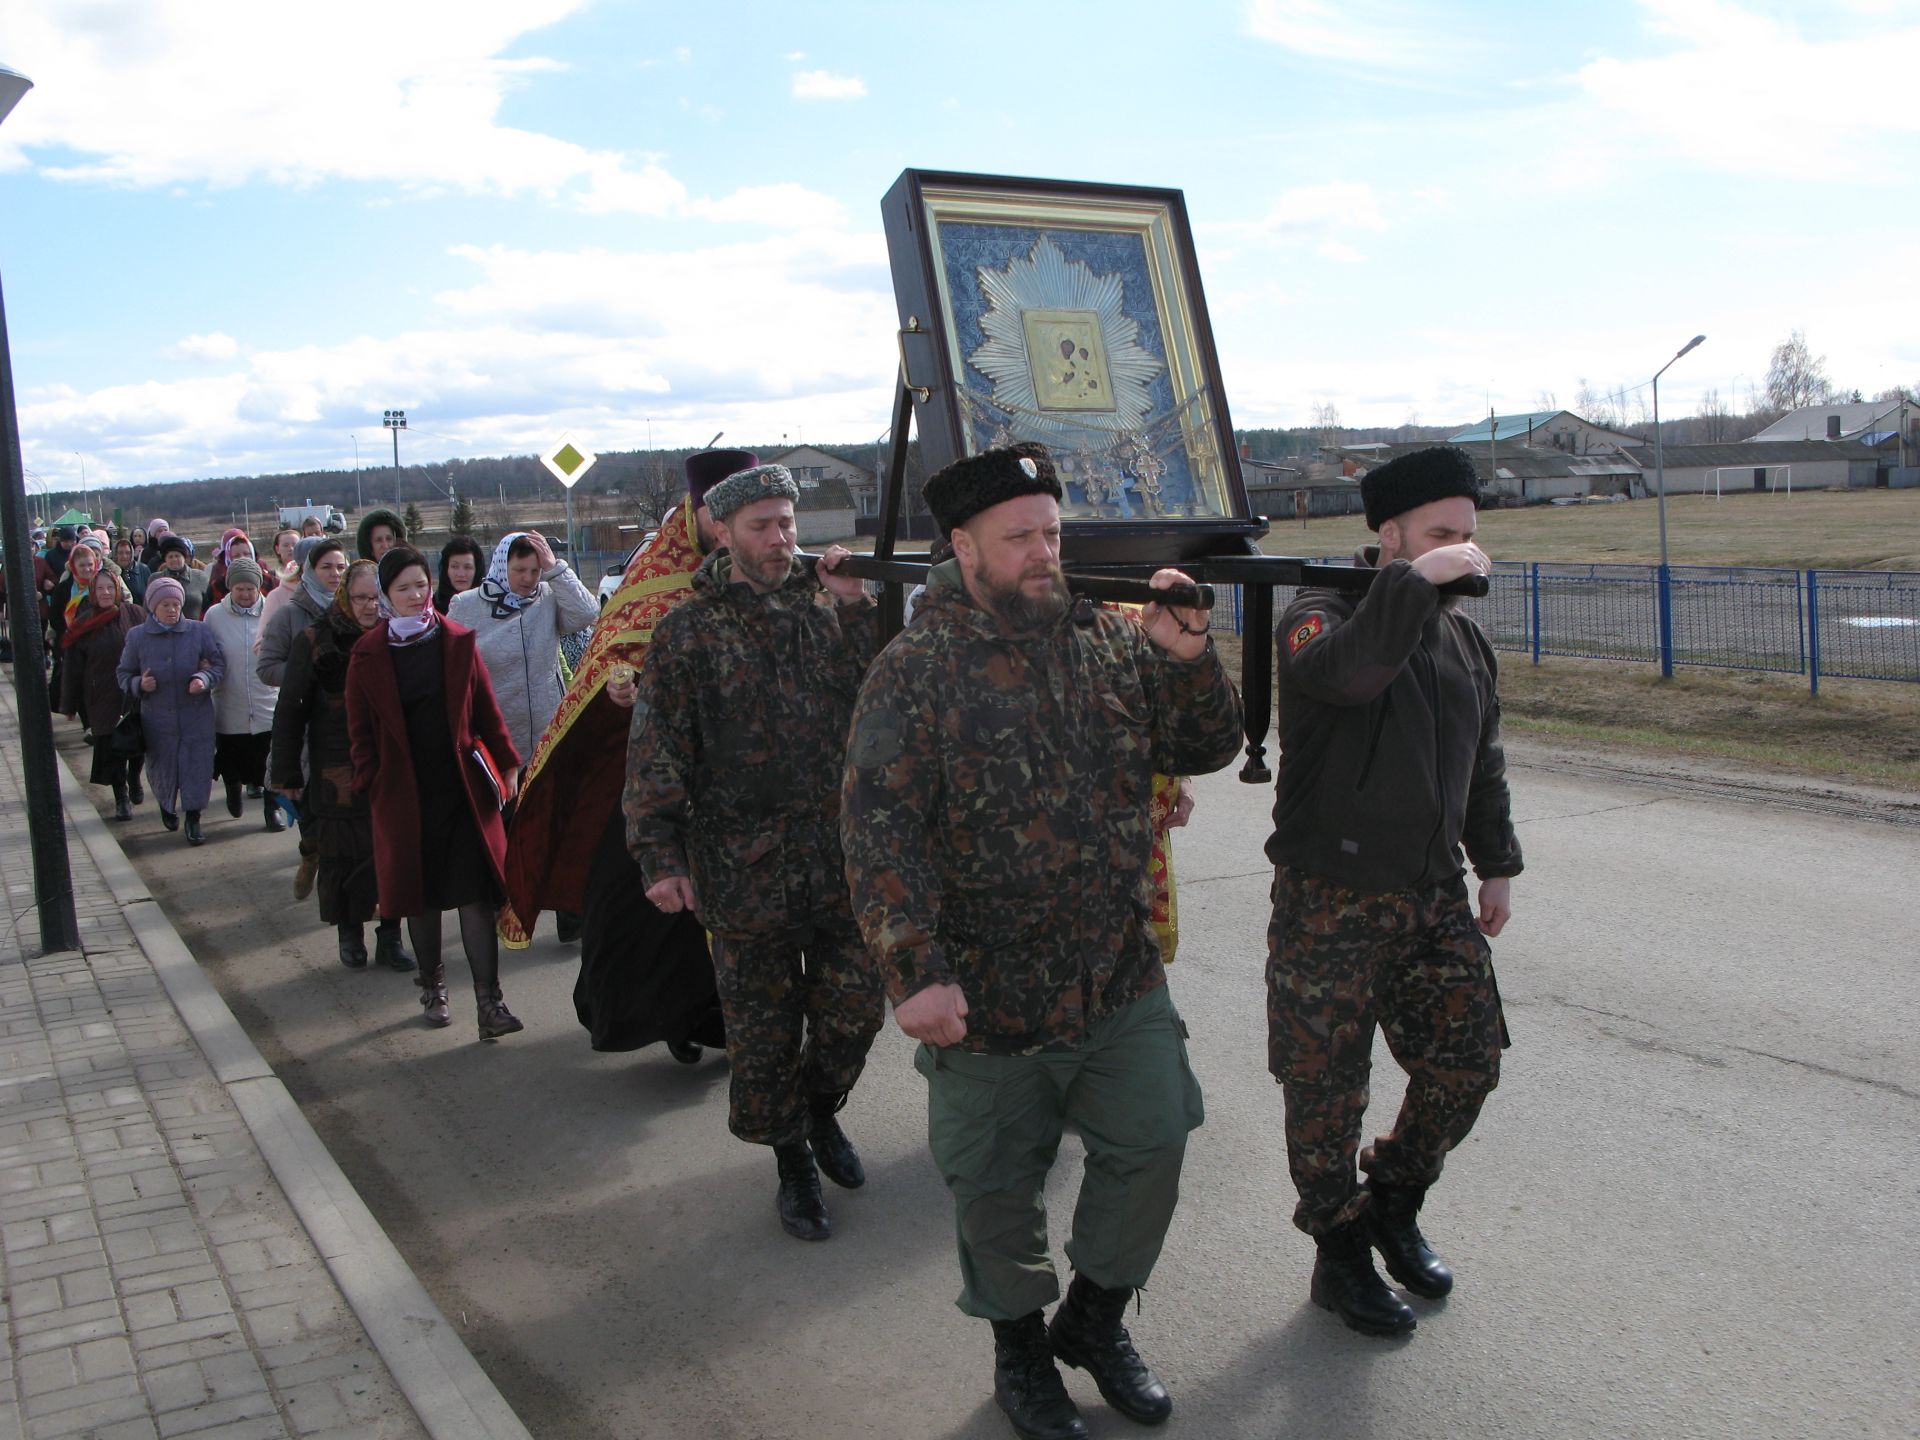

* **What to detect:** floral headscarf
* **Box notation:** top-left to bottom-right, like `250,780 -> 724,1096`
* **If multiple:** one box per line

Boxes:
479,532 -> 537,616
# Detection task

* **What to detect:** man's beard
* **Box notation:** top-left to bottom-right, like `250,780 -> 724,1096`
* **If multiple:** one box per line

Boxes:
738,550 -> 794,589
974,561 -> 1070,631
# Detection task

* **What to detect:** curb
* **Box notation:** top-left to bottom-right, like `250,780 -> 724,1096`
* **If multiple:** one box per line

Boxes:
30,689 -> 534,1440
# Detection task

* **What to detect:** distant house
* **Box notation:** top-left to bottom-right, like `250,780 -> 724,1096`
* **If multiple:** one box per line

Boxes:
1242,459 -> 1366,520
1337,443 -> 1638,504
769,447 -> 863,542
1619,440 -> 1885,494
1749,398 -> 1919,473
1448,410 -> 1646,455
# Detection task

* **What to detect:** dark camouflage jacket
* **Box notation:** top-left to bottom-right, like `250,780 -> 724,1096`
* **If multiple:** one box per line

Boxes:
841,560 -> 1245,1055
1266,547 -> 1522,894
624,549 -> 878,936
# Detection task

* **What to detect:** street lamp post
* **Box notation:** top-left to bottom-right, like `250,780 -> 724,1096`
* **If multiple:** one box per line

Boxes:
348,433 -> 361,511
1652,333 -> 1706,679
383,409 -> 406,508
0,64 -> 82,954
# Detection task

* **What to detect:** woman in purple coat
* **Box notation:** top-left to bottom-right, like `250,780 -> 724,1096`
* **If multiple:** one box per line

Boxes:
116,574 -> 225,845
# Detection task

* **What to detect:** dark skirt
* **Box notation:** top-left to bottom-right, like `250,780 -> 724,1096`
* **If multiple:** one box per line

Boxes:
393,636 -> 501,914
213,731 -> 272,786
574,804 -> 724,1052
87,737 -> 137,789
313,809 -> 379,926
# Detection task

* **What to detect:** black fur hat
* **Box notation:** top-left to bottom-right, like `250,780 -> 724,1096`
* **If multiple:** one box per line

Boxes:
923,442 -> 1062,535
1361,446 -> 1481,531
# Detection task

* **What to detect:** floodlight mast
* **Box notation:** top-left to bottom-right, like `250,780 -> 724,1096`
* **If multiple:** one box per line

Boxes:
1652,334 -> 1706,679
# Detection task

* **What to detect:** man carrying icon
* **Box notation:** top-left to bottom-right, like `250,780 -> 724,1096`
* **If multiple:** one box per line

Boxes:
841,442 -> 1243,1440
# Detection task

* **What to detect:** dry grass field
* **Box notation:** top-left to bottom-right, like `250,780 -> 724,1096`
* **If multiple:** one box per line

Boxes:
1260,486 -> 1920,571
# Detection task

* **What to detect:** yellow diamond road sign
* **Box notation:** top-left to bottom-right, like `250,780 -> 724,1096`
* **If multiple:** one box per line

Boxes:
540,435 -> 598,490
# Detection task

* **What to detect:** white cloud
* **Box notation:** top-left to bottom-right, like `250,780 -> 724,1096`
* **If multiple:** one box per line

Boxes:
0,1 -> 704,212
1576,0 -> 1920,179
19,227 -> 901,486
1244,0 -> 1460,67
1317,239 -> 1366,263
1210,182 -> 1388,245
791,69 -> 867,100
166,332 -> 240,362
783,51 -> 807,62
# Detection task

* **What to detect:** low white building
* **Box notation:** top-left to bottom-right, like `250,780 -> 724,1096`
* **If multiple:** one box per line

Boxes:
1620,440 -> 1882,494
1749,398 -> 1920,471
1448,410 -> 1646,456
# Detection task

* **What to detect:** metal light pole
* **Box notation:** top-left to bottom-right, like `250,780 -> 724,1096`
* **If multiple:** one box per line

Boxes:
383,409 -> 406,508
348,432 -> 361,511
1653,333 -> 1706,679
0,64 -> 81,953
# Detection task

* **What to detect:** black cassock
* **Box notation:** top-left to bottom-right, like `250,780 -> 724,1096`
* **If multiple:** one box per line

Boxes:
575,805 -> 727,1052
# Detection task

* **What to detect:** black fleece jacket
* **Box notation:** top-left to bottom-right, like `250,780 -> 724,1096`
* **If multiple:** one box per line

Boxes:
1266,550 -> 1523,894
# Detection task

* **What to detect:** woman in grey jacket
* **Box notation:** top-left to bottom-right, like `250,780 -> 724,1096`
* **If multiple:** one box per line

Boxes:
205,557 -> 287,830
257,538 -> 348,687
446,531 -> 599,764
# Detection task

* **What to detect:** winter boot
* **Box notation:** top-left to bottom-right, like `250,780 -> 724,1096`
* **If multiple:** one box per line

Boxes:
336,924 -> 369,969
293,851 -> 317,900
554,910 -> 583,944
418,960 -> 451,1028
263,794 -> 288,832
992,1313 -> 1088,1440
112,781 -> 132,822
805,1094 -> 866,1190
160,806 -> 178,832
374,923 -> 416,973
1048,1274 -> 1172,1425
773,1141 -> 830,1242
127,766 -> 144,804
1365,1181 -> 1453,1298
183,811 -> 205,846
1310,1221 -> 1416,1337
225,775 -> 243,818
475,986 -> 523,1040
666,1039 -> 704,1065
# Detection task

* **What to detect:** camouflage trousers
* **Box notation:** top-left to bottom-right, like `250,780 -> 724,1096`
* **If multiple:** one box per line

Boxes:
1266,867 -> 1505,1235
709,923 -> 885,1147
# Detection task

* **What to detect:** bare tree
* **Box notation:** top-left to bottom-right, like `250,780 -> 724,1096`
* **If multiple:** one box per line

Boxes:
1874,383 -> 1916,403
630,453 -> 684,526
1698,387 -> 1731,443
1310,400 -> 1341,450
1575,378 -> 1617,429
1765,330 -> 1833,412
1535,389 -> 1557,411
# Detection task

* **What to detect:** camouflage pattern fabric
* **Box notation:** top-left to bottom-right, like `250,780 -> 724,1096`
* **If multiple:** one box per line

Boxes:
624,548 -> 882,1145
1266,865 -> 1505,1235
624,548 -> 878,935
841,560 -> 1245,1056
710,926 -> 883,1145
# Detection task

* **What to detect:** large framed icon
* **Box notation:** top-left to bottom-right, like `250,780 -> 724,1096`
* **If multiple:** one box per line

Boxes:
882,168 -> 1263,562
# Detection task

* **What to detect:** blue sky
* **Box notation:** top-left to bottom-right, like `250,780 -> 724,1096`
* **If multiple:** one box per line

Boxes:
2,0 -> 1915,494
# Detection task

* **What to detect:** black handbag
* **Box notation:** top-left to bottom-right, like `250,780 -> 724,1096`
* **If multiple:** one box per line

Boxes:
108,701 -> 146,759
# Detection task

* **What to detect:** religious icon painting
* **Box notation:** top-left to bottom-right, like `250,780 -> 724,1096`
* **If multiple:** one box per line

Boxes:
882,169 -> 1261,562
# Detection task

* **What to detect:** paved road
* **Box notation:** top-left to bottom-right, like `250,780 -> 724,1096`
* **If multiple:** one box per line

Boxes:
60,725 -> 1918,1440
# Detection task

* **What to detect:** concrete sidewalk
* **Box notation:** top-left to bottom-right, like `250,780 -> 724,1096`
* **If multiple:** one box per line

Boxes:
0,676 -> 530,1440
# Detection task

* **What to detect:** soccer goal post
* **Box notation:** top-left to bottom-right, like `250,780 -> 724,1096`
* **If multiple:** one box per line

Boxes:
1712,464 -> 1793,497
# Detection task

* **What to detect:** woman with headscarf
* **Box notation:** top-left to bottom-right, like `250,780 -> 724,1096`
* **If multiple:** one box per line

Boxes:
140,519 -> 170,570
112,536 -> 151,605
116,574 -> 224,845
59,566 -> 147,820
208,529 -> 273,606
258,537 -> 347,686
434,536 -> 485,615
271,559 -> 414,971
48,537 -> 107,715
445,530 -> 599,774
204,556 -> 285,830
346,546 -> 523,1037
128,526 -> 149,563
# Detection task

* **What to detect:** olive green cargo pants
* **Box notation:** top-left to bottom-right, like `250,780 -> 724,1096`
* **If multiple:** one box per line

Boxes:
913,985 -> 1205,1321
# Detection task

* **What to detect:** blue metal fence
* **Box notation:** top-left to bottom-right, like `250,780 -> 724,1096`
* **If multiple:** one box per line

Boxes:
1203,562 -> 1920,691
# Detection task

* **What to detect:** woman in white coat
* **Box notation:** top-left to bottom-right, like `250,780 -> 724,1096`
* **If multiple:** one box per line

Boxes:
204,557 -> 287,830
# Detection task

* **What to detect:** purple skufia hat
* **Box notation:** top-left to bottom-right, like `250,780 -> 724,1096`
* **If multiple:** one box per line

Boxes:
685,449 -> 759,511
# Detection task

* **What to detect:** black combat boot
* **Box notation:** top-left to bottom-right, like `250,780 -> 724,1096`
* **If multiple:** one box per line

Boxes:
773,1141 -> 830,1241
418,958 -> 451,1027
263,794 -> 287,832
992,1313 -> 1087,1440
1048,1274 -> 1172,1425
183,811 -> 205,846
1311,1222 -> 1416,1337
805,1093 -> 866,1190
374,922 -> 416,973
475,986 -> 524,1039
665,1039 -> 704,1064
112,781 -> 132,822
336,924 -> 369,969
225,775 -> 243,818
160,806 -> 178,831
1365,1181 -> 1453,1298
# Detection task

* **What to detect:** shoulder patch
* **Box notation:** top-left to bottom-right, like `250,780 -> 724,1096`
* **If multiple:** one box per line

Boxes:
850,710 -> 905,770
1288,613 -> 1325,654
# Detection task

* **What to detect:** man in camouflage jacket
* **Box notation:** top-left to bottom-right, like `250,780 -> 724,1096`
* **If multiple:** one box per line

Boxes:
842,445 -> 1243,1440
624,463 -> 884,1243
1267,445 -> 1523,1341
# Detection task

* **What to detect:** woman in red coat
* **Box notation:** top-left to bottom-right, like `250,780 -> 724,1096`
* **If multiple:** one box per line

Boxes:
345,546 -> 525,1039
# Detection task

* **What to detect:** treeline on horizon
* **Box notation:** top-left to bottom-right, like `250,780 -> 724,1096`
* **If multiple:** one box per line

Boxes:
47,405 -> 1817,530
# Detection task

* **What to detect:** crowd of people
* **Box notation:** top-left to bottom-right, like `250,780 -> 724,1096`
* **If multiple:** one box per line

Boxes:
5,441 -> 1520,1440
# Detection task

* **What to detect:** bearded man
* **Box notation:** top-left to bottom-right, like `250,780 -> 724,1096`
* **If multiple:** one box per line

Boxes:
624,463 -> 885,1242
841,443 -> 1244,1440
